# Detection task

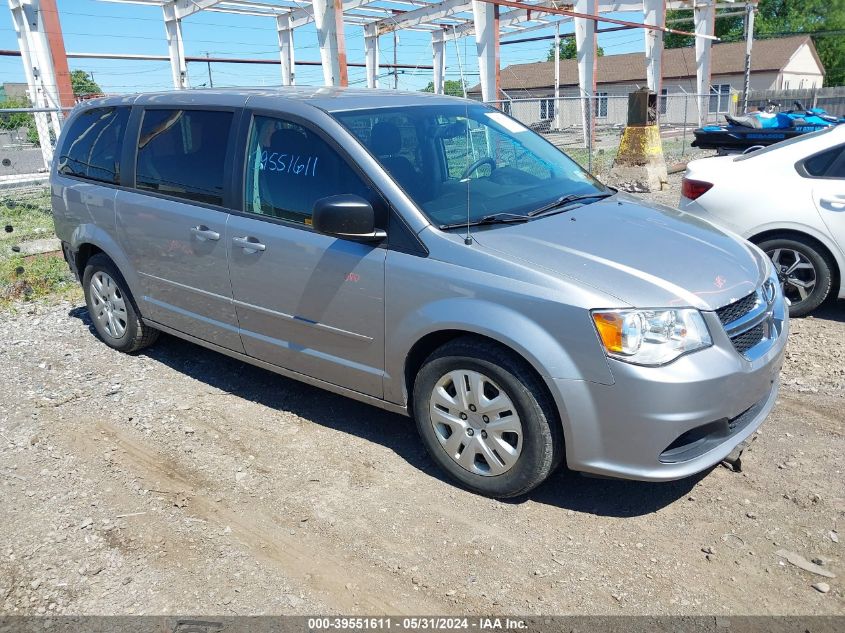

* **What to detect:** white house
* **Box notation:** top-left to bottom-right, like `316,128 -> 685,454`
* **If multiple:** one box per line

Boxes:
468,36 -> 826,127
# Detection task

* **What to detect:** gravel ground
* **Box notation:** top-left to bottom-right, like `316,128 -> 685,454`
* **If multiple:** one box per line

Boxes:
1,176 -> 843,616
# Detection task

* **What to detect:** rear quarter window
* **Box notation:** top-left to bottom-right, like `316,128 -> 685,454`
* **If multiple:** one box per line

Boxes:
801,145 -> 845,179
57,106 -> 130,184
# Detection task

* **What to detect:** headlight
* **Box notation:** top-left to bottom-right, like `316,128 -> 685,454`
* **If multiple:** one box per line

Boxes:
592,308 -> 712,366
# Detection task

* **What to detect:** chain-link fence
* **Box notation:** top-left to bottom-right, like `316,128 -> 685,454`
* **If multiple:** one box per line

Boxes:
0,107 -> 64,303
486,92 -> 732,177
0,106 -> 65,188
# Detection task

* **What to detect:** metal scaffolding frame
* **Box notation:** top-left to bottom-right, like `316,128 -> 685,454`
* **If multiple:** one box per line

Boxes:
7,0 -> 757,144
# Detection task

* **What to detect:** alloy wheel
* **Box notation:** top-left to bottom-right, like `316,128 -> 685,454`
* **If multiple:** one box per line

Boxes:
767,247 -> 817,305
428,369 -> 523,476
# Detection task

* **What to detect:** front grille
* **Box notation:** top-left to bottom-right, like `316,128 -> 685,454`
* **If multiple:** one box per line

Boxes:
731,321 -> 768,354
716,292 -> 759,326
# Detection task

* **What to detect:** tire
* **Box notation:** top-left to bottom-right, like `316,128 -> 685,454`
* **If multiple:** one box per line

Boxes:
82,254 -> 159,353
412,337 -> 562,498
758,237 -> 834,317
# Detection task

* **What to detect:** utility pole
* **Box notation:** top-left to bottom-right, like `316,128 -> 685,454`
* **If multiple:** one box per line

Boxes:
205,52 -> 214,87
742,2 -> 754,112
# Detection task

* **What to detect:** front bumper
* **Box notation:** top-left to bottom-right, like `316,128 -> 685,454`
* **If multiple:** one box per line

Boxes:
550,294 -> 788,482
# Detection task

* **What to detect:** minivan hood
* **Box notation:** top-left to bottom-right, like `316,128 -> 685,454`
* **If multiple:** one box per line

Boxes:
470,195 -> 768,311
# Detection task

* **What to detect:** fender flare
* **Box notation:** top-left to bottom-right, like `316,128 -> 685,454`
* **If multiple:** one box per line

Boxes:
70,223 -> 143,302
385,297 -> 614,406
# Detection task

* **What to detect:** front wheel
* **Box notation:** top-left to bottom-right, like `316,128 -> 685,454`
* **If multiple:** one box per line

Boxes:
758,237 -> 833,317
412,338 -> 562,498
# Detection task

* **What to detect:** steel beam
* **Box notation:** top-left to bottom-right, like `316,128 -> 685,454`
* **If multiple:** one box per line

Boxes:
7,0 -> 54,165
162,1 -> 189,89
575,0 -> 597,148
290,0 -> 371,29
448,1 -> 559,39
432,29 -> 446,93
276,13 -> 295,85
313,0 -> 348,87
472,0 -> 499,102
498,16 -> 563,39
372,0 -> 469,36
695,0 -> 715,126
39,0 -> 74,109
172,0 -> 222,19
553,20 -> 559,128
643,0 -> 664,95
364,23 -> 379,88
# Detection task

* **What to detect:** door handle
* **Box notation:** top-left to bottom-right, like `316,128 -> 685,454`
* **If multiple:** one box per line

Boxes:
232,235 -> 266,252
190,225 -> 220,241
821,198 -> 845,210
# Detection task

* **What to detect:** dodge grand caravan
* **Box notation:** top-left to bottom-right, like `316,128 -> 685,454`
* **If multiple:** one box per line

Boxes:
51,88 -> 788,498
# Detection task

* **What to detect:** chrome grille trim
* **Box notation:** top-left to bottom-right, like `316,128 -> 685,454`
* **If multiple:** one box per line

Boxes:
716,292 -> 758,326
717,285 -> 777,359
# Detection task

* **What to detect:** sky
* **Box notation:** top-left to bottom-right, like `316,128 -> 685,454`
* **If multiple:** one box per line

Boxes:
0,0 -> 650,95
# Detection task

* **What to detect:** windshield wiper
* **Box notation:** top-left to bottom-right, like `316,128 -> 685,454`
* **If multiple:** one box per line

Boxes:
439,212 -> 531,230
527,191 -> 614,218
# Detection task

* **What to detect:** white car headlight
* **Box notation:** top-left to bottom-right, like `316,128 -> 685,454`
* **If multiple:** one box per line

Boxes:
592,308 -> 713,366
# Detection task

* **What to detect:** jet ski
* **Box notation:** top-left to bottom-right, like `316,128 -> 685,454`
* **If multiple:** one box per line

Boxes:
692,101 -> 844,153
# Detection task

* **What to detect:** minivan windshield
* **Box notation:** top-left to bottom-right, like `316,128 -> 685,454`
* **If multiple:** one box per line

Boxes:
332,103 -> 609,228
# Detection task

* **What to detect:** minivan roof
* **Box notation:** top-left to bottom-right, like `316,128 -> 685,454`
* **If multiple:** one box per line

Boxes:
77,86 -> 470,113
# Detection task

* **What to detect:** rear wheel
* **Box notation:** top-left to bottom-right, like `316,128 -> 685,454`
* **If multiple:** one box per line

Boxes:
412,338 -> 562,498
82,254 -> 159,353
758,237 -> 833,317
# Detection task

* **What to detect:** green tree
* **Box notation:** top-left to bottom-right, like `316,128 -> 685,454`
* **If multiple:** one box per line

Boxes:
70,70 -> 101,97
664,0 -> 845,87
0,97 -> 39,146
546,38 -> 605,61
421,79 -> 466,97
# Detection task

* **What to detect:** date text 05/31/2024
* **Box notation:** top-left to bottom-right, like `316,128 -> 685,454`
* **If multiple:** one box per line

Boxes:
307,618 -> 528,631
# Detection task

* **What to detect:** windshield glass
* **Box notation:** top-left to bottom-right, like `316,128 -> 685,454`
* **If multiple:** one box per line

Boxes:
332,103 -> 608,227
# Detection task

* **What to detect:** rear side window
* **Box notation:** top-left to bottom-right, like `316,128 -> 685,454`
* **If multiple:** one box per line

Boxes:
57,107 -> 129,184
136,109 -> 233,206
803,146 -> 845,179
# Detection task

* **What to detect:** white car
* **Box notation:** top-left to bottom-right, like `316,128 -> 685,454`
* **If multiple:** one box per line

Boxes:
680,125 -> 845,316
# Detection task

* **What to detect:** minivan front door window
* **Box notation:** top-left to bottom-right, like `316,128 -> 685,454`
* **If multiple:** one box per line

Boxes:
244,115 -> 379,226
333,104 -> 607,229
135,109 -> 233,206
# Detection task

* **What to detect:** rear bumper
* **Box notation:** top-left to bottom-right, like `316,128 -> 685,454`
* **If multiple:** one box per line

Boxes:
60,241 -> 80,281
550,298 -> 788,482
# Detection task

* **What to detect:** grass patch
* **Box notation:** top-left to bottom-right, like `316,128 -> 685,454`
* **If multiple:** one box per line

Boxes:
0,251 -> 80,308
0,186 -> 54,244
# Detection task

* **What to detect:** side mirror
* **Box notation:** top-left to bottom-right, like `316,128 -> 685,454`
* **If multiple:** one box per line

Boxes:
312,194 -> 386,242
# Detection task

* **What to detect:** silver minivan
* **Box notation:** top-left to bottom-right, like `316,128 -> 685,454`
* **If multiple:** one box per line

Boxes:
51,88 -> 788,497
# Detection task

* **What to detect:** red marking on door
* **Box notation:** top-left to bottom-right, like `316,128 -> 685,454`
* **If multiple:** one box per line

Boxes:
346,272 -> 360,282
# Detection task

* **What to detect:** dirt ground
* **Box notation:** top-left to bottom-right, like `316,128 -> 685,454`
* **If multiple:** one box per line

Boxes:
1,178 -> 843,616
